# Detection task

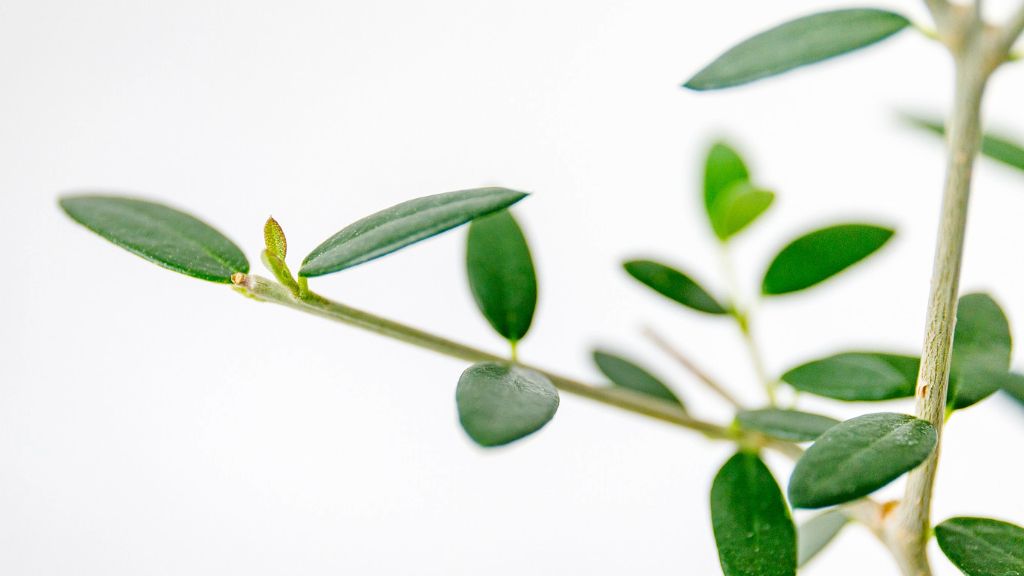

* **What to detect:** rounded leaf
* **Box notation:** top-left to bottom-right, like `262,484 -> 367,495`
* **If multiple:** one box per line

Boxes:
762,224 -> 894,295
592,350 -> 684,407
710,183 -> 775,241
788,412 -> 937,509
456,362 -> 559,447
736,408 -> 838,442
711,452 -> 797,576
781,352 -> 918,401
300,187 -> 528,277
466,210 -> 537,342
704,142 -> 750,214
60,195 -> 249,283
935,517 -> 1024,576
623,259 -> 727,314
684,9 -> 910,90
950,293 -> 1012,410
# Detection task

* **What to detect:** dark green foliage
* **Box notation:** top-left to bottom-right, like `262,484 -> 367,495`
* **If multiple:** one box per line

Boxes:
782,352 -> 918,401
300,187 -> 527,277
935,517 -> 1024,575
949,293 -> 1012,410
762,224 -> 894,295
623,259 -> 728,314
736,408 -> 838,442
788,413 -> 937,509
685,9 -> 910,90
456,362 -> 559,447
59,195 -> 249,283
466,210 -> 537,342
592,350 -> 684,407
710,452 -> 797,576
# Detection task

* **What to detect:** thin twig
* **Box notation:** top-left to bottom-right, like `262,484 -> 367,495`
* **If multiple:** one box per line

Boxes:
995,2 -> 1024,58
641,326 -> 745,410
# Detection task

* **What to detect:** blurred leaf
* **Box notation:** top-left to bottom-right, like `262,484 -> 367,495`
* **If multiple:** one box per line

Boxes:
999,372 -> 1024,406
704,142 -> 750,215
684,9 -> 910,90
592,350 -> 684,407
737,408 -> 839,442
300,187 -> 527,277
711,452 -> 797,576
762,224 -> 894,295
949,293 -> 1012,410
623,259 -> 728,314
788,412 -> 937,509
935,517 -> 1024,576
905,115 -> 1024,173
710,183 -> 775,241
782,352 -> 918,401
798,509 -> 849,566
456,362 -> 559,447
466,210 -> 537,342
59,195 -> 249,283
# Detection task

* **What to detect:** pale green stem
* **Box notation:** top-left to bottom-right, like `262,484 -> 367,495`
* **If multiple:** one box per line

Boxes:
718,245 -> 776,405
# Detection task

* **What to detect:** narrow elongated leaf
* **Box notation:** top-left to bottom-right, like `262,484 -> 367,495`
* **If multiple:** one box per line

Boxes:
592,350 -> 684,407
798,509 -> 849,566
456,362 -> 558,447
300,187 -> 527,277
59,195 -> 249,283
711,452 -> 796,576
737,409 -> 839,442
704,142 -> 750,214
782,352 -> 918,401
788,413 -> 937,509
935,517 -> 1024,576
949,293 -> 1012,410
684,9 -> 910,91
623,259 -> 728,314
905,115 -> 1024,173
710,183 -> 775,241
466,210 -> 537,342
762,224 -> 894,295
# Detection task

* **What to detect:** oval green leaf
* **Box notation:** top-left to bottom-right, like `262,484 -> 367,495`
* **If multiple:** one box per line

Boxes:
782,352 -> 919,401
684,9 -> 910,90
935,517 -> 1024,576
456,362 -> 559,447
798,509 -> 849,566
704,141 -> 750,215
592,350 -> 684,407
710,183 -> 775,241
737,408 -> 839,442
788,412 -> 937,509
300,187 -> 528,277
905,115 -> 1024,173
59,195 -> 249,283
465,210 -> 537,342
623,259 -> 728,314
949,293 -> 1012,410
762,223 -> 894,296
711,452 -> 797,576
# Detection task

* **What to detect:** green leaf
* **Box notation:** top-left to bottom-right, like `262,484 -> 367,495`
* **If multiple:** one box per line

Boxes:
466,210 -> 537,342
905,115 -> 1024,173
710,183 -> 775,241
999,372 -> 1024,406
782,352 -> 919,401
704,142 -> 750,215
788,412 -> 937,509
592,350 -> 684,407
935,517 -> 1024,576
456,362 -> 559,447
264,216 -> 288,260
300,187 -> 528,277
684,9 -> 910,91
623,259 -> 728,314
59,195 -> 249,283
949,293 -> 1012,410
736,409 -> 839,442
762,223 -> 894,295
798,509 -> 849,566
711,452 -> 797,576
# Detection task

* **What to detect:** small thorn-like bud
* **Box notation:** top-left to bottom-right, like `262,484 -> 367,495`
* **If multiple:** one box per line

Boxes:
231,272 -> 247,286
264,216 -> 287,260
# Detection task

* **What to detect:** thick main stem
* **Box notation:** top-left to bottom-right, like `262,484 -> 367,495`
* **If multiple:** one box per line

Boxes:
889,21 -> 991,576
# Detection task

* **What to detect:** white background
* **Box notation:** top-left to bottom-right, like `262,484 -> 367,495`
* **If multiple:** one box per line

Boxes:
2,0 -> 1023,574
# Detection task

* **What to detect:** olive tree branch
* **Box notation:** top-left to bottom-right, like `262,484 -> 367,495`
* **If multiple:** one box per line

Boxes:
641,326 -> 745,410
